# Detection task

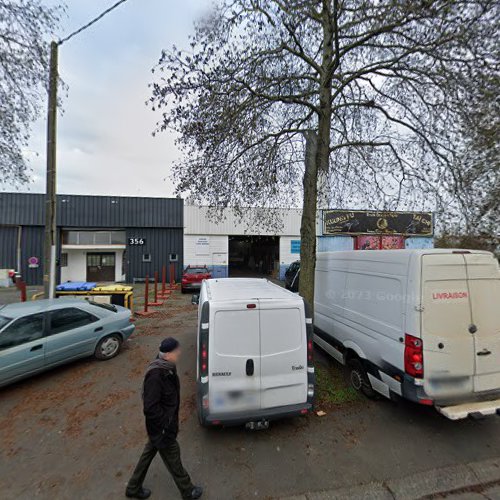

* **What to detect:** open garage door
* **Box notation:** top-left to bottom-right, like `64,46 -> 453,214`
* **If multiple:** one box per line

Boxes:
228,236 -> 279,277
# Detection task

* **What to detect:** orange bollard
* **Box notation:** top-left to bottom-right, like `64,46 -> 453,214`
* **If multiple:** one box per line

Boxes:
144,275 -> 149,312
149,271 -> 163,307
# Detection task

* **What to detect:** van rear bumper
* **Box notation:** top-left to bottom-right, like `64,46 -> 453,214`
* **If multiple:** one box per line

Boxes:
437,398 -> 500,420
202,402 -> 313,426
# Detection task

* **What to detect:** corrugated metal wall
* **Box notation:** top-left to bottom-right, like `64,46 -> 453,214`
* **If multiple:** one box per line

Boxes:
0,193 -> 183,228
184,205 -> 302,236
125,228 -> 184,282
20,226 -> 44,286
0,226 -> 18,270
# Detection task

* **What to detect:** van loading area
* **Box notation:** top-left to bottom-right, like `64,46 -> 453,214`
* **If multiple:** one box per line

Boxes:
0,288 -> 499,500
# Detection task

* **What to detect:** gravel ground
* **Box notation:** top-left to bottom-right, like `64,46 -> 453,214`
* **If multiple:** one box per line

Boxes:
0,288 -> 499,500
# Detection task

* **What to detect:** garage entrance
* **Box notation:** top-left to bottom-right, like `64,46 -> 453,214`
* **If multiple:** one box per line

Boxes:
228,236 -> 279,277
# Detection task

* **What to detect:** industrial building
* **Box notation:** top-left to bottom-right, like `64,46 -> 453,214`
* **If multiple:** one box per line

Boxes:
183,206 -> 434,280
0,192 -> 434,286
0,193 -> 183,285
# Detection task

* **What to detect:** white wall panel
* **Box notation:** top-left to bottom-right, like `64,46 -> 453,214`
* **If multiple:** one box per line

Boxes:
185,206 -> 302,236
184,235 -> 229,267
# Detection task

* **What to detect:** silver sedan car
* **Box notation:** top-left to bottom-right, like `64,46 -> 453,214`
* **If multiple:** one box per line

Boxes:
0,298 -> 135,388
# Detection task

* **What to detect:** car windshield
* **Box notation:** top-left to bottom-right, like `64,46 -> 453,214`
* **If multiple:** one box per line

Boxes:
185,268 -> 207,274
0,315 -> 12,330
86,300 -> 117,313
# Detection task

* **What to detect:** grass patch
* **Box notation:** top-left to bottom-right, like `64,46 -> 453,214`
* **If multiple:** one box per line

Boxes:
315,362 -> 362,408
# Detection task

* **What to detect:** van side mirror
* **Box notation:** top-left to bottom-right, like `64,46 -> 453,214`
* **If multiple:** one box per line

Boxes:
191,294 -> 200,305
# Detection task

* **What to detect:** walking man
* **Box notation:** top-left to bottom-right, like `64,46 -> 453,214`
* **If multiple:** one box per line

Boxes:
126,338 -> 203,499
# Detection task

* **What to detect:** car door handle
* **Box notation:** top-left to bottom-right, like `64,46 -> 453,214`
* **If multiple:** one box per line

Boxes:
30,344 -> 43,352
477,349 -> 492,356
246,359 -> 254,376
94,327 -> 103,332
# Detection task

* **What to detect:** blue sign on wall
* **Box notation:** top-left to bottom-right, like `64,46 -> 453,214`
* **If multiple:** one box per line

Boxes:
291,240 -> 301,254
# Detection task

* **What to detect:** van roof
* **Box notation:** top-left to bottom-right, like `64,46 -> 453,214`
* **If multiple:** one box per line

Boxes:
204,278 -> 301,302
316,248 -> 492,264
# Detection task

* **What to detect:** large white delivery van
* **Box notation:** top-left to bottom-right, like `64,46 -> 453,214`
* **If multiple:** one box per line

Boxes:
195,278 -> 314,428
314,249 -> 500,420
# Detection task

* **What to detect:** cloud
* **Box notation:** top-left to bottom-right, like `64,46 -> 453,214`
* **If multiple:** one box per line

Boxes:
5,0 -> 207,198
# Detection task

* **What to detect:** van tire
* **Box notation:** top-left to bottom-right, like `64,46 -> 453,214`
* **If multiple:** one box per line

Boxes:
348,359 -> 377,399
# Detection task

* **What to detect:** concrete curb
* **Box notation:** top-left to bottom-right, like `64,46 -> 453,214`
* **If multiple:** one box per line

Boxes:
280,457 -> 500,500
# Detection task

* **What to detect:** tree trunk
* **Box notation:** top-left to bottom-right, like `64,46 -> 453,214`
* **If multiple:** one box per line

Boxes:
299,131 -> 318,309
298,1 -> 334,311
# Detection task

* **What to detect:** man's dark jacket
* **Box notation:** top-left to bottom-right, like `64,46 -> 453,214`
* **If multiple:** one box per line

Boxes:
142,358 -> 180,449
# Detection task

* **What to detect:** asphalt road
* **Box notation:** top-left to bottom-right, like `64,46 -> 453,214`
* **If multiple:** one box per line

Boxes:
0,291 -> 499,500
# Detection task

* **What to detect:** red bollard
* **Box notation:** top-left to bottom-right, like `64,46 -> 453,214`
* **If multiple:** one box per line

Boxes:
19,280 -> 27,302
158,264 -> 172,299
135,275 -> 160,317
149,271 -> 163,307
169,262 -> 176,289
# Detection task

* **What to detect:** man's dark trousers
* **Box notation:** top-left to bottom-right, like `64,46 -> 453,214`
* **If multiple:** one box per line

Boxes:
127,439 -> 194,498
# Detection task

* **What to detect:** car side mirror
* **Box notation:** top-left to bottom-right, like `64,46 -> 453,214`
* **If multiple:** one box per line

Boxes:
191,294 -> 200,305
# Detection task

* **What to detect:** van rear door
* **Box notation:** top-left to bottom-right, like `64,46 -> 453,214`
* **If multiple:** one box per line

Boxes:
421,254 -> 475,399
464,254 -> 500,393
209,301 -> 261,413
259,299 -> 307,409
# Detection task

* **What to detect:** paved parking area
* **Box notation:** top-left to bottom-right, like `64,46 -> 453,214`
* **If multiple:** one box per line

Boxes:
1,290 -> 499,500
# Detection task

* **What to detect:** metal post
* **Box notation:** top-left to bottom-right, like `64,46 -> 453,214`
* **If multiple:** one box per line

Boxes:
169,263 -> 175,288
43,41 -> 59,299
154,271 -> 158,303
144,275 -> 149,313
161,265 -> 166,294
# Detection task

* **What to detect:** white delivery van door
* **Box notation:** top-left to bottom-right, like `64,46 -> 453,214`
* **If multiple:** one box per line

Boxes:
421,254 -> 475,399
464,254 -> 500,393
259,299 -> 307,409
209,301 -> 261,413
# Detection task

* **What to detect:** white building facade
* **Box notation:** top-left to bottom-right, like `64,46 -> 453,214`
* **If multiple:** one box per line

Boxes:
184,206 -> 434,281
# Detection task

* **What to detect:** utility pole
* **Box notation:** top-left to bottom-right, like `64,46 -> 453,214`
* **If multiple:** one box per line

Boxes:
43,41 -> 58,299
42,1 -> 131,299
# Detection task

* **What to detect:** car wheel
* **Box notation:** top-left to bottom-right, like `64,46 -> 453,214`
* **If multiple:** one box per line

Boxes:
348,359 -> 377,399
95,334 -> 122,360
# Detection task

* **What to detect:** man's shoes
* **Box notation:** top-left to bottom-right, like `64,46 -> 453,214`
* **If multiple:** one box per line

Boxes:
125,487 -> 151,499
187,486 -> 203,499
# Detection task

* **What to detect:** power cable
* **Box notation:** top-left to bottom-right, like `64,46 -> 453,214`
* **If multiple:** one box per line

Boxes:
58,0 -> 130,45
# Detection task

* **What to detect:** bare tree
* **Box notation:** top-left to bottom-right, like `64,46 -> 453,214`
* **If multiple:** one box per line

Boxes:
151,0 -> 498,307
0,0 -> 63,184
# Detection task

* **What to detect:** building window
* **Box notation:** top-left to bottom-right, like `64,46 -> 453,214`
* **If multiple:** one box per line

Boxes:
142,254 -> 152,263
61,230 -> 126,246
60,253 -> 68,267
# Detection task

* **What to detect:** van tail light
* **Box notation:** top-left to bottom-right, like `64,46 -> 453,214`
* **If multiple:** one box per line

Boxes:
405,334 -> 423,378
200,339 -> 208,377
307,339 -> 313,365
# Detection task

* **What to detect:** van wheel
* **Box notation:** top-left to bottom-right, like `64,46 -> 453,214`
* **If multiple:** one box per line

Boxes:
348,359 -> 377,399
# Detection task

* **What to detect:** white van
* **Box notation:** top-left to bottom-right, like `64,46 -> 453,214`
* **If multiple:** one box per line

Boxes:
314,249 -> 500,420
195,278 -> 314,428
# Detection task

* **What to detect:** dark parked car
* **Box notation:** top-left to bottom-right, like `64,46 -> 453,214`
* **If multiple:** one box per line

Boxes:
284,261 -> 300,293
181,266 -> 211,293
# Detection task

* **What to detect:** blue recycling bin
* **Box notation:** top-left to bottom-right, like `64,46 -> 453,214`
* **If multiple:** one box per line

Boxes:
56,282 -> 97,292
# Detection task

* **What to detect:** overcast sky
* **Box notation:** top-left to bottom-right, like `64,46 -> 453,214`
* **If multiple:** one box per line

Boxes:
5,0 -> 207,197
